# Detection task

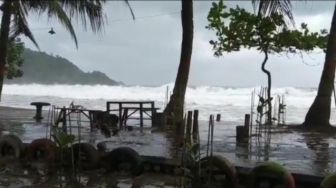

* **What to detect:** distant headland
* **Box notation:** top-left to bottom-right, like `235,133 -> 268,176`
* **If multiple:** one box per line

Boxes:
5,48 -> 122,85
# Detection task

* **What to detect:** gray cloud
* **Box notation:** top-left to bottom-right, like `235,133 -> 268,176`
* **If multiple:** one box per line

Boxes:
21,1 -> 333,87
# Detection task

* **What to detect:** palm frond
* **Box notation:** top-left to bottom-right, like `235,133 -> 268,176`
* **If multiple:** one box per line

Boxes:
59,0 -> 106,33
124,0 -> 135,20
252,0 -> 294,25
11,1 -> 39,49
45,0 -> 78,48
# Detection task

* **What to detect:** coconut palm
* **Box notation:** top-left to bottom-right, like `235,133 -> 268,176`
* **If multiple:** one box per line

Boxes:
254,0 -> 336,128
165,0 -> 294,128
303,4 -> 336,128
0,0 -> 134,100
164,0 -> 194,128
252,0 -> 293,22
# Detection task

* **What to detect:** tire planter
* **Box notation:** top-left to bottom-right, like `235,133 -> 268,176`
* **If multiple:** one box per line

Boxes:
96,141 -> 107,152
248,162 -> 295,188
105,147 -> 143,176
27,138 -> 57,163
71,143 -> 99,170
199,155 -> 239,188
320,173 -> 336,188
0,134 -> 23,159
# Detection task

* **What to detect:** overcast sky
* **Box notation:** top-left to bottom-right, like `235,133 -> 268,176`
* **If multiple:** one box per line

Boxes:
22,1 -> 334,87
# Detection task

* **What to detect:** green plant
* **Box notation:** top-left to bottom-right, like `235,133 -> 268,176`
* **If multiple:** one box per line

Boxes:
207,1 -> 327,124
51,128 -> 76,149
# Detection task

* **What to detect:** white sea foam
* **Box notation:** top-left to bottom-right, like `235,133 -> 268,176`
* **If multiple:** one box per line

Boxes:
2,83 -> 335,124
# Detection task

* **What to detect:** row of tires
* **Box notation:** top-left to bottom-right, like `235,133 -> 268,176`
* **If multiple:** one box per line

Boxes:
197,156 -> 336,188
0,134 -> 336,188
0,134 -> 143,176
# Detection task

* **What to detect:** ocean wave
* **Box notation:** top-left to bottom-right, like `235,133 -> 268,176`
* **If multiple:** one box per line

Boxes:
1,83 -> 327,123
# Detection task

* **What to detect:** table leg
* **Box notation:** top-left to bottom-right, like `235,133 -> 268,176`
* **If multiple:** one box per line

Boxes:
119,103 -> 122,129
34,106 -> 43,121
151,102 -> 155,125
140,103 -> 143,128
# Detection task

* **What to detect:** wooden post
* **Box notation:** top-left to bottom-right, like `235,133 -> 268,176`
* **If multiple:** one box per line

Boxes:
278,96 -> 281,125
106,102 -> 110,112
122,109 -> 128,126
62,107 -> 67,133
244,114 -> 250,127
140,103 -> 143,128
151,101 -> 155,125
236,126 -> 247,143
119,103 -> 122,129
244,114 -> 250,137
186,111 -> 193,144
88,110 -> 93,131
192,110 -> 199,143
216,114 -> 221,122
237,114 -> 251,143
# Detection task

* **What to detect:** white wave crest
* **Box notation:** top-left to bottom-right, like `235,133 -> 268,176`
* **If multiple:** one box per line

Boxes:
2,84 -> 326,123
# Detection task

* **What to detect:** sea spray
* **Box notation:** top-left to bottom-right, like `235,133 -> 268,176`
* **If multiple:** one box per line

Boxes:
2,84 -> 335,124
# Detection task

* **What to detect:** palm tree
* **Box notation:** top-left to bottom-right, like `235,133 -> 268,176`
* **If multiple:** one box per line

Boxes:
0,0 -> 134,100
254,0 -> 336,128
164,0 -> 294,128
252,0 -> 293,23
164,0 -> 193,128
303,4 -> 336,128
0,0 -> 101,99
0,0 -> 17,99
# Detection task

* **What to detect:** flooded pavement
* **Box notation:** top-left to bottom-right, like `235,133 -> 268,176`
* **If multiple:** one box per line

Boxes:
0,106 -> 178,187
0,106 -> 173,158
1,106 -> 336,187
197,120 -> 336,176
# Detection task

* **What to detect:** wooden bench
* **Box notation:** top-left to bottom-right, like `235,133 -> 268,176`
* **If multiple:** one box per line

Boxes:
121,107 -> 160,126
106,101 -> 158,128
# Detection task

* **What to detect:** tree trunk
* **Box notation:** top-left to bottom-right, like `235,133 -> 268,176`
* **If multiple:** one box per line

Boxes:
164,0 -> 193,128
261,51 -> 272,125
303,5 -> 336,127
0,0 -> 12,101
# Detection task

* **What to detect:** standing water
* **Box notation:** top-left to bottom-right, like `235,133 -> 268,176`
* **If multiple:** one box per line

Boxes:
2,83 -> 336,177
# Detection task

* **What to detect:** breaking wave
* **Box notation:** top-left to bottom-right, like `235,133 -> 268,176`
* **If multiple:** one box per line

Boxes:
2,83 -> 333,124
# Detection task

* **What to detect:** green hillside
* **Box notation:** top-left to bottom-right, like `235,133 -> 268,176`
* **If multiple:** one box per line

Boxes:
5,49 -> 121,85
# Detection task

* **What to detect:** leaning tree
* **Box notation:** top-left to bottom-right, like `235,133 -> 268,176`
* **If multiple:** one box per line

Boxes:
164,0 -> 194,128
207,1 -> 327,124
303,4 -> 336,128
164,0 -> 294,128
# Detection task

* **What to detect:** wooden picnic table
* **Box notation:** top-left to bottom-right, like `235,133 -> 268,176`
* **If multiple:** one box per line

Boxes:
106,101 -> 158,128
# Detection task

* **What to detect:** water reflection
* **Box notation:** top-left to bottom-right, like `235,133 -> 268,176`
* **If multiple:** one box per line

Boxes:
197,121 -> 336,176
302,132 -> 331,175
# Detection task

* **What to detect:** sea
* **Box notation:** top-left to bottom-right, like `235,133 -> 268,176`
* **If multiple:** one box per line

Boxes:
2,83 -> 336,177
1,83 -> 336,124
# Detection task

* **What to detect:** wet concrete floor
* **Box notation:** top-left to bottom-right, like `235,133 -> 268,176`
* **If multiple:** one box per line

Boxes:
0,106 -> 336,187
